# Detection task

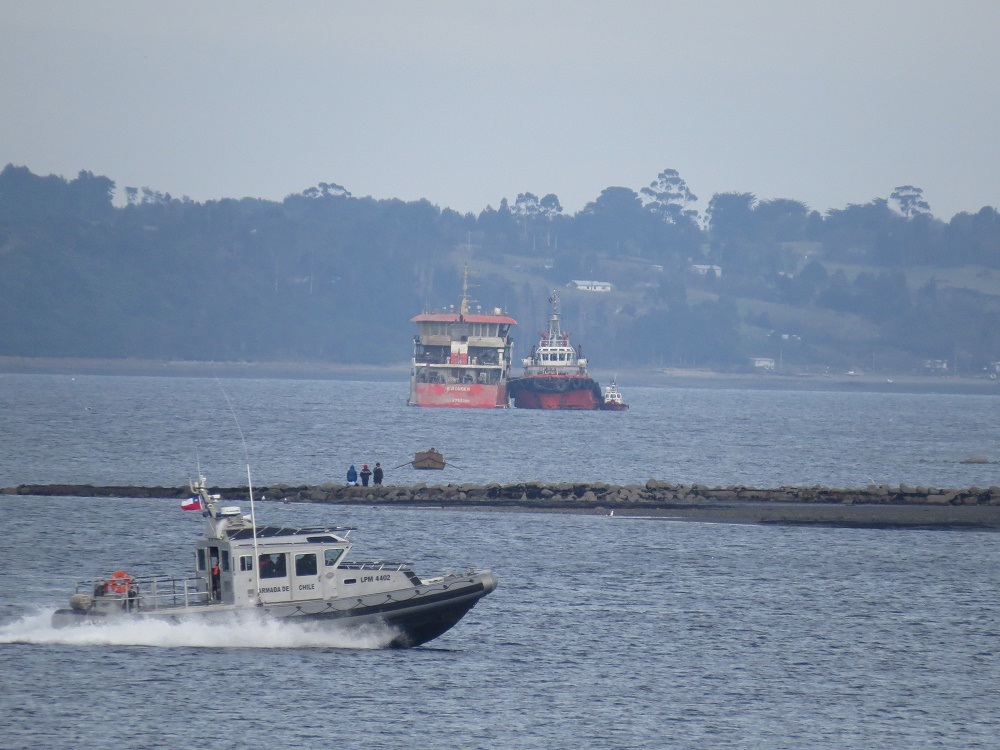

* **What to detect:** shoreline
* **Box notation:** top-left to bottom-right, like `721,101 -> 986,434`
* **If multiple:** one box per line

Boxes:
1,356 -> 998,395
7,481 -> 1000,529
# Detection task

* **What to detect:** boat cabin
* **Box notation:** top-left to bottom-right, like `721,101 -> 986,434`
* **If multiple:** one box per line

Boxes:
195,513 -> 423,607
525,336 -> 585,370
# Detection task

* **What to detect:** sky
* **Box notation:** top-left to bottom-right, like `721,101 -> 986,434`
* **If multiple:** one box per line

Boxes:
2,1 -> 999,220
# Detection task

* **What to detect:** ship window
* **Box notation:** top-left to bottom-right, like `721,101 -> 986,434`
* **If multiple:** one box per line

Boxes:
239,555 -> 253,572
295,553 -> 318,577
197,549 -> 206,571
221,550 -> 230,572
325,549 -> 344,567
259,553 -> 287,579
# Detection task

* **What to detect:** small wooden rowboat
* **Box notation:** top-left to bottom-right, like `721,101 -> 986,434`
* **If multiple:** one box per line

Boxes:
412,448 -> 446,470
392,448 -> 450,471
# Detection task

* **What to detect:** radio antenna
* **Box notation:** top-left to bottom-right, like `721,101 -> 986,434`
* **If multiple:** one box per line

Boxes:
216,377 -> 262,603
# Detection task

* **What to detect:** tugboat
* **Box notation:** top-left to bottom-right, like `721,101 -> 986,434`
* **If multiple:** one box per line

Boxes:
51,475 -> 497,647
507,291 -> 603,410
600,378 -> 629,411
408,266 -> 517,408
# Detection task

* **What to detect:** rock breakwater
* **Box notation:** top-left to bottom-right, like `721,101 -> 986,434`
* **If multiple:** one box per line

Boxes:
6,480 -> 1000,528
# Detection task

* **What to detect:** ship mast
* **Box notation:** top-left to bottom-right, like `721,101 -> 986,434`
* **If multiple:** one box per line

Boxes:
545,290 -> 565,342
459,263 -> 474,319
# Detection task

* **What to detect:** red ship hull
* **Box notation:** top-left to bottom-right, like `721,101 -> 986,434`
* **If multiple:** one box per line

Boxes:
508,375 -> 602,410
408,382 -> 509,408
600,402 -> 629,411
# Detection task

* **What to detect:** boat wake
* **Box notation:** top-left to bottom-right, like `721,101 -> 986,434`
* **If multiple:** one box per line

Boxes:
0,609 -> 400,650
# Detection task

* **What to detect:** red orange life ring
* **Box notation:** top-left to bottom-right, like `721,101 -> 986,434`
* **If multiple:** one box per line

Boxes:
106,570 -> 131,595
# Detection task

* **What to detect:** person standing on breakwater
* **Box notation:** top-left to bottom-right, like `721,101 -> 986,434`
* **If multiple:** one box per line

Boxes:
360,464 -> 372,487
346,465 -> 358,485
373,462 -> 383,485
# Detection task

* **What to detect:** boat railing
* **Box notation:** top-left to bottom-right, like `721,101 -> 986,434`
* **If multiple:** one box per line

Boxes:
75,574 -> 211,611
339,562 -> 412,572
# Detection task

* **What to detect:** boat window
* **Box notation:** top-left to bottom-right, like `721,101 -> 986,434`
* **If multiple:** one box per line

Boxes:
325,549 -> 344,567
221,550 -> 230,572
239,555 -> 253,572
295,553 -> 318,577
197,549 -> 206,571
259,553 -> 287,579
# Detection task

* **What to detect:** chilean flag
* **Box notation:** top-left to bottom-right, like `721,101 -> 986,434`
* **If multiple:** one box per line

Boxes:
181,497 -> 202,511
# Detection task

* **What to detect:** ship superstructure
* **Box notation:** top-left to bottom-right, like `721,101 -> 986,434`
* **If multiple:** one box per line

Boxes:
408,268 -> 516,408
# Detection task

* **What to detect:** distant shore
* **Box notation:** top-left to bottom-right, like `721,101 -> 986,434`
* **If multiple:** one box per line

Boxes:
0,356 -> 408,381
1,356 -> 998,395
7,480 -> 1000,529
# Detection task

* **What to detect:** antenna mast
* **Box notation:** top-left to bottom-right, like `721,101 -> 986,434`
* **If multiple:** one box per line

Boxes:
216,379 -> 262,603
459,263 -> 477,319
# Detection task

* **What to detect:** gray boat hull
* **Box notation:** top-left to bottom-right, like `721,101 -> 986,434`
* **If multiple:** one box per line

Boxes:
52,571 -> 497,648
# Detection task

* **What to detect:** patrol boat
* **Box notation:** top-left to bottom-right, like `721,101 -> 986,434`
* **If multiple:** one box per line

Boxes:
51,476 -> 498,647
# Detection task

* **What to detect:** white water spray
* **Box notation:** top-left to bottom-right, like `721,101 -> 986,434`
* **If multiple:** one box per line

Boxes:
0,609 -> 399,649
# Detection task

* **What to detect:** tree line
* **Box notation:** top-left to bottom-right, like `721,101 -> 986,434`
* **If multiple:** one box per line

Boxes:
0,164 -> 997,371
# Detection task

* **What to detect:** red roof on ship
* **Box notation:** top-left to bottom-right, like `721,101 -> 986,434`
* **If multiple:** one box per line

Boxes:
411,312 -> 517,325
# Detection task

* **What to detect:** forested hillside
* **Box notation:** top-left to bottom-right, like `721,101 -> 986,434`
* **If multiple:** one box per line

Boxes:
1,164 -> 998,374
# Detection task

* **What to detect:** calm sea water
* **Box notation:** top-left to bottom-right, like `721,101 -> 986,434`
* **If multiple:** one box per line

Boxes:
1,373 -> 999,489
1,373 -> 999,748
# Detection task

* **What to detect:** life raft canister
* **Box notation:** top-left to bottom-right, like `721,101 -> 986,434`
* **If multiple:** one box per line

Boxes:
106,570 -> 132,594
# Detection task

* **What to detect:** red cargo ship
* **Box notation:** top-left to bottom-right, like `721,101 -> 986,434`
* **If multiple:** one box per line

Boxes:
408,268 -> 517,408
507,291 -> 603,410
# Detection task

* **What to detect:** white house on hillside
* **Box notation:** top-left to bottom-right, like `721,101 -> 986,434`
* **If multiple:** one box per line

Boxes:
691,264 -> 723,278
568,280 -> 613,292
